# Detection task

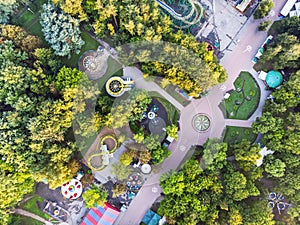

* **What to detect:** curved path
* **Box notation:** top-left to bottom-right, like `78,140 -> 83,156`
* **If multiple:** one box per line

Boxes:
156,0 -> 204,28
14,208 -> 54,225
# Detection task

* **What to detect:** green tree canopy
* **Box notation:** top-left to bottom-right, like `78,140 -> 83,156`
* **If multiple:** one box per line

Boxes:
254,0 -> 274,19
232,140 -> 261,171
202,138 -> 228,170
259,33 -> 300,70
264,155 -> 286,177
82,184 -> 108,208
40,3 -> 84,58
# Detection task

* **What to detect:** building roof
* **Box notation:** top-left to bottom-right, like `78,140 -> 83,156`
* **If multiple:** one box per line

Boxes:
289,10 -> 297,17
266,70 -> 283,88
81,203 -> 120,225
236,0 -> 252,12
257,147 -> 274,167
258,71 -> 267,81
141,209 -> 162,225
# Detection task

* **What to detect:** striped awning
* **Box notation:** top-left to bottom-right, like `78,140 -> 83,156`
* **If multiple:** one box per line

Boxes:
81,203 -> 120,225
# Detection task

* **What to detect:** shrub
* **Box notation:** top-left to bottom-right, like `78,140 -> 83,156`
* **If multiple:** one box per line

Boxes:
254,0 -> 274,19
258,21 -> 272,31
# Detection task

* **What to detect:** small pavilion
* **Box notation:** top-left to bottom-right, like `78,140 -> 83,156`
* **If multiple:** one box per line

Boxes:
141,209 -> 162,225
265,70 -> 283,88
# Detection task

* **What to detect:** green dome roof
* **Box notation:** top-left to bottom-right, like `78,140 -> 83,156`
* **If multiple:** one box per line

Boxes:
266,70 -> 283,88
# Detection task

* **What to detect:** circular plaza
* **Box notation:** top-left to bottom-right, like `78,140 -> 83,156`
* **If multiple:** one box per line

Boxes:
78,48 -> 108,80
192,113 -> 211,132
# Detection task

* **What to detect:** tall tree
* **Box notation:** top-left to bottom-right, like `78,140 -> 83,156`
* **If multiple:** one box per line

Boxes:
106,89 -> 151,128
40,3 -> 84,58
202,138 -> 228,171
254,0 -> 274,19
82,184 -> 108,208
232,140 -> 261,171
259,33 -> 300,70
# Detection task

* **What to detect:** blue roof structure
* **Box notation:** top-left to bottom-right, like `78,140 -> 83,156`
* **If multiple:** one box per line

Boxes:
266,70 -> 283,88
141,209 -> 162,225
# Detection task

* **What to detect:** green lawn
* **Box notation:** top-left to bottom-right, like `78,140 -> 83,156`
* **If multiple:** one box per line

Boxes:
222,72 -> 260,120
12,0 -> 46,28
22,195 -> 48,219
149,91 -> 180,124
9,195 -> 49,225
9,215 -> 44,225
153,77 -> 190,107
223,126 -> 257,145
97,56 -> 123,90
62,32 -> 100,68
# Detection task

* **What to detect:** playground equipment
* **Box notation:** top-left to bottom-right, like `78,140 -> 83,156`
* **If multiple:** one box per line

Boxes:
78,49 -> 108,80
267,192 -> 291,215
105,77 -> 134,97
155,0 -> 204,28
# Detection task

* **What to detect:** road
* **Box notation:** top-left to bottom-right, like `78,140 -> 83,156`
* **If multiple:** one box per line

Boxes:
114,1 -> 287,224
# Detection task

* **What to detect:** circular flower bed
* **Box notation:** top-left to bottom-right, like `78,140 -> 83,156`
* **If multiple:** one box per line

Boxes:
87,151 -> 106,171
192,114 -> 211,132
100,135 -> 118,153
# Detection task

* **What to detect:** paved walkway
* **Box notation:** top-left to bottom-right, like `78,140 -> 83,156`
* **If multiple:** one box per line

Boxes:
115,1 -> 286,223
123,67 -> 184,111
14,209 -> 54,225
225,119 -> 253,127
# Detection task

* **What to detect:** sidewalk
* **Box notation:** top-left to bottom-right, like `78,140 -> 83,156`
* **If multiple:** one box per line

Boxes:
123,67 -> 184,111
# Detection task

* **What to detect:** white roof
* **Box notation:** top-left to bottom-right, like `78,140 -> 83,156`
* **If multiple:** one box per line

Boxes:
224,93 -> 231,99
289,10 -> 297,17
236,0 -> 251,12
255,51 -> 263,58
256,147 -> 274,167
141,164 -> 152,174
258,71 -> 267,80
280,0 -> 297,17
296,2 -> 300,16
166,135 -> 174,143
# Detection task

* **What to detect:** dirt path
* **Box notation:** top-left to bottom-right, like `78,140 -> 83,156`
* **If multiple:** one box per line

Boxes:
14,209 -> 53,225
18,195 -> 35,206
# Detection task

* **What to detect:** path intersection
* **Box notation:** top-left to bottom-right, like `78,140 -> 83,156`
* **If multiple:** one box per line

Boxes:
112,1 -> 287,224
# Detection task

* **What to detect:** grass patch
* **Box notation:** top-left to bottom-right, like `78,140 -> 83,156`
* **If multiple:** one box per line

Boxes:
62,31 -> 100,68
11,195 -> 49,225
222,72 -> 260,120
223,126 -> 257,146
12,0 -> 46,29
149,91 -> 180,124
22,195 -> 48,219
97,56 -> 123,90
9,215 -> 44,225
104,57 -> 123,77
165,84 -> 191,107
153,77 -> 190,107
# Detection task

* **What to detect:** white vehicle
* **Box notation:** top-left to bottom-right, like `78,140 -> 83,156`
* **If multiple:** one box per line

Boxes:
279,0 -> 297,17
